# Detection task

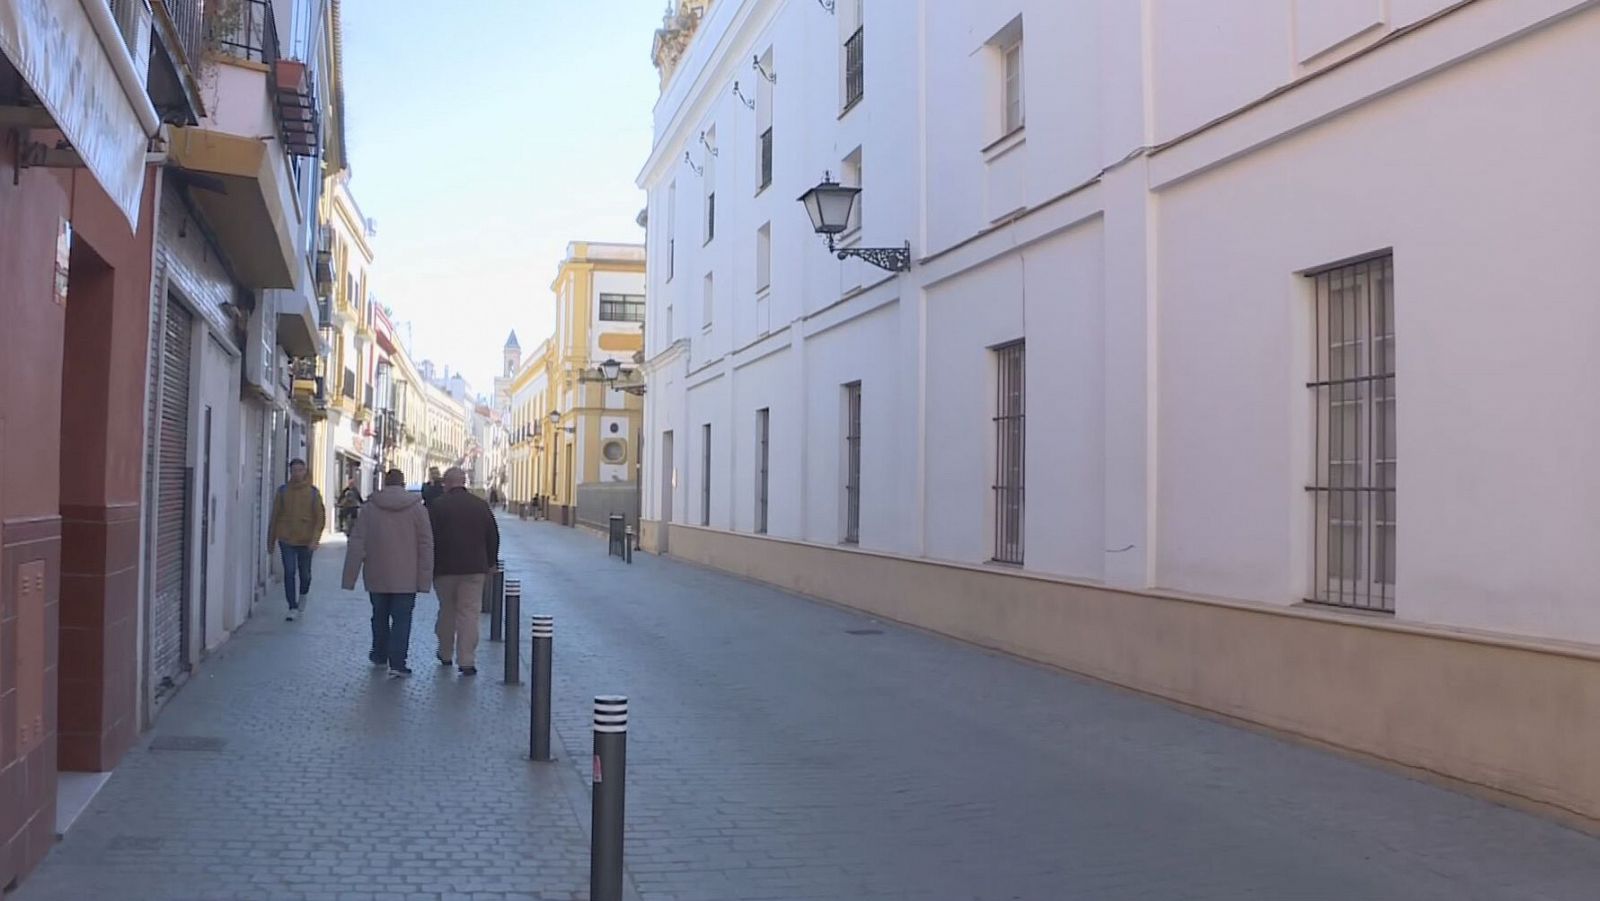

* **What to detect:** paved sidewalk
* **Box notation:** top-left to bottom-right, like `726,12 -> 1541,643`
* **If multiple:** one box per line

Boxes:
14,519 -> 1600,901
14,536 -> 595,901
501,521 -> 1600,901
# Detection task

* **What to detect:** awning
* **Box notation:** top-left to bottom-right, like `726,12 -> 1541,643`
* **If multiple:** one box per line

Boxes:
0,0 -> 161,228
167,125 -> 297,289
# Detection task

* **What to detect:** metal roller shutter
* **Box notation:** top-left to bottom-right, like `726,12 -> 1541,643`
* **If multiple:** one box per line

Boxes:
151,298 -> 193,701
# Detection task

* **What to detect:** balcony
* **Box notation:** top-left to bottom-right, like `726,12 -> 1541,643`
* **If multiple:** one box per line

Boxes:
209,0 -> 320,157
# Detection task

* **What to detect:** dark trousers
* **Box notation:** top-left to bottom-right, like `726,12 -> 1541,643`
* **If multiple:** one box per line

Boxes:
278,542 -> 314,608
369,593 -> 417,668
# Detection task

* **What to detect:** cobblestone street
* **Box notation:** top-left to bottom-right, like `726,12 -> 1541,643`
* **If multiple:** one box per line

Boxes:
13,518 -> 1600,901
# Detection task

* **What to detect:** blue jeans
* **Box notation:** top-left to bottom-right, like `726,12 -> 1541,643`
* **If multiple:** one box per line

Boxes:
369,593 -> 417,668
278,543 -> 314,609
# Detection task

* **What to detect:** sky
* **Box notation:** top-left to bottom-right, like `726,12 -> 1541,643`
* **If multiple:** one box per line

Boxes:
339,0 -> 664,393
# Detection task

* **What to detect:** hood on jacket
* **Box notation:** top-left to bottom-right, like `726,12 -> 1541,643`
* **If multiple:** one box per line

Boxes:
370,485 -> 423,512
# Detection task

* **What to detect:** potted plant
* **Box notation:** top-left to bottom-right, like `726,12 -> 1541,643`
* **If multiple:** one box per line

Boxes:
273,58 -> 307,93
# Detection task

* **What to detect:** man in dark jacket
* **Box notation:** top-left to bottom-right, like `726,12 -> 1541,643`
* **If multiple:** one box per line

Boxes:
429,467 -> 500,676
421,467 -> 446,508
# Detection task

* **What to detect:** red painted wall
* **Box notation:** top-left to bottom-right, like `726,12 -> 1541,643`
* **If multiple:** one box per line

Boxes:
0,136 -> 157,890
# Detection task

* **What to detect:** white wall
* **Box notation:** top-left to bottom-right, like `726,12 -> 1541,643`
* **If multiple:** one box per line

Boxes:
1153,6 -> 1600,642
639,0 -> 1600,647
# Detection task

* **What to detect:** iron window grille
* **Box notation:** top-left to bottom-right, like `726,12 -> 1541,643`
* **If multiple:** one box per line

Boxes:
759,127 -> 773,190
342,368 -> 356,399
755,409 -> 770,534
844,27 -> 865,110
210,0 -> 277,64
993,341 -> 1025,564
844,382 -> 862,544
599,294 -> 646,323
700,424 -> 712,526
1307,254 -> 1395,612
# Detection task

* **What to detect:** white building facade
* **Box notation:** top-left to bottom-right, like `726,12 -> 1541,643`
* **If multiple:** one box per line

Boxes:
639,0 -> 1600,821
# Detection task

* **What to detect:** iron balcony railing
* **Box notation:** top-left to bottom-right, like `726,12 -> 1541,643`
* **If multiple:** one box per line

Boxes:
844,27 -> 864,109
210,0 -> 278,64
156,0 -> 205,74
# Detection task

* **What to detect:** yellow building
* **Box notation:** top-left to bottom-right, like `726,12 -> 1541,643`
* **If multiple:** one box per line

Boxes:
311,174 -> 380,510
507,242 -> 646,525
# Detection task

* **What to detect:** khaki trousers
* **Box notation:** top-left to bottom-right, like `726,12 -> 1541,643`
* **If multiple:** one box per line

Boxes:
434,574 -> 485,667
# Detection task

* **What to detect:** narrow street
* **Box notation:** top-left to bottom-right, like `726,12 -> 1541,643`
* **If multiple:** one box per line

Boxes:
15,518 -> 1600,901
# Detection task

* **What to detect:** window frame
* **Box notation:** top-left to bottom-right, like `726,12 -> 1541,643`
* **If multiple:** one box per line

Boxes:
843,381 -> 862,544
1002,38 -> 1024,135
1306,253 -> 1396,612
700,423 -> 712,527
755,408 -> 770,534
598,293 -> 646,323
992,341 -> 1025,565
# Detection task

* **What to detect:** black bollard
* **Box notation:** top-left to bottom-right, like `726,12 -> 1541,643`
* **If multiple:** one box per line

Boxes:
591,696 -> 628,901
529,615 -> 553,762
607,514 -> 624,557
489,563 -> 505,643
623,527 -> 634,564
502,580 -> 522,685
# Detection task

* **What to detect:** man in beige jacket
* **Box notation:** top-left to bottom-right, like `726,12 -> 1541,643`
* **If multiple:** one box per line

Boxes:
342,469 -> 433,677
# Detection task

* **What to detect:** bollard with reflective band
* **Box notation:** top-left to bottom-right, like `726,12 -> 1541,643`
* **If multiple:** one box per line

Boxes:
591,695 -> 627,901
502,580 -> 522,685
489,562 -> 506,642
529,615 -> 554,761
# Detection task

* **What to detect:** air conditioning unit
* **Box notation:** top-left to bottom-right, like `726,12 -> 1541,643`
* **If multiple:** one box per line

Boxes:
243,294 -> 277,398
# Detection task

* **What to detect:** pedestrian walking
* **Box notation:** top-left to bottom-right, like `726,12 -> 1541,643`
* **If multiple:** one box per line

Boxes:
429,466 -> 500,677
267,458 -> 325,622
421,466 -> 446,508
336,477 -> 364,534
341,468 -> 434,677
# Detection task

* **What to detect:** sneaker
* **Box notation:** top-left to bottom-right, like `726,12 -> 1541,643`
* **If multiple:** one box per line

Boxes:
388,666 -> 413,678
458,666 -> 478,677
285,609 -> 297,622
368,652 -> 387,667
437,655 -> 453,667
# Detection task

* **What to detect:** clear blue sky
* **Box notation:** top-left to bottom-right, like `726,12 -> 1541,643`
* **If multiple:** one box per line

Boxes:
340,0 -> 663,393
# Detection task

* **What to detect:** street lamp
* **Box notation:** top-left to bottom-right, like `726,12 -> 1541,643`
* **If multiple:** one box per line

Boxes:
599,357 -> 623,383
797,172 -> 911,272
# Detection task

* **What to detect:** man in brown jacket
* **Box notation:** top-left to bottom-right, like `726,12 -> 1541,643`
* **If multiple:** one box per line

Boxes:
342,469 -> 434,677
429,467 -> 500,676
267,459 -> 325,622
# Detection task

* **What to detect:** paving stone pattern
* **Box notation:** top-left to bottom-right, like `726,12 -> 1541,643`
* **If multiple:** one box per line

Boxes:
14,520 -> 1600,900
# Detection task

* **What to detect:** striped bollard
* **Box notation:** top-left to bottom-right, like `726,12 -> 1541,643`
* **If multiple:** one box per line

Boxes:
529,615 -> 554,761
502,580 -> 522,685
591,696 -> 628,901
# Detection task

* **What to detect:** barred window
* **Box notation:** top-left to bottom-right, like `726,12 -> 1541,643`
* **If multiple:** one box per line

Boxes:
843,382 -> 861,544
755,408 -> 770,534
700,423 -> 712,526
993,341 -> 1024,564
1308,255 -> 1395,611
599,294 -> 645,322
